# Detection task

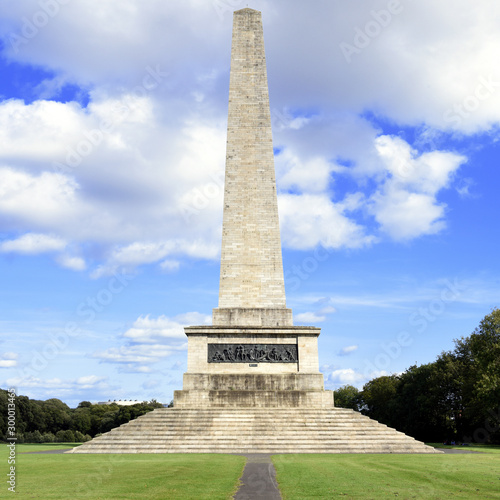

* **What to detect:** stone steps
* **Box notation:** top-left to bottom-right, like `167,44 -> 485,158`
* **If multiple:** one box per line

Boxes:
69,407 -> 440,454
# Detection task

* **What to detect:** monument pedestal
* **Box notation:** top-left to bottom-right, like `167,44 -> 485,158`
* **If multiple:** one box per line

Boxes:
68,8 -> 442,454
174,325 -> 334,408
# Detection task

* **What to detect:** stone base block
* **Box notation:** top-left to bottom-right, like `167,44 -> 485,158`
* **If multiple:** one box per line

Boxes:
174,389 -> 334,408
182,373 -> 325,391
184,325 -> 321,374
212,308 -> 293,327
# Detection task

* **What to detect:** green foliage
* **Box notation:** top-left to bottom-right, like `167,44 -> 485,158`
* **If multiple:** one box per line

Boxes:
42,432 -> 56,443
358,308 -> 500,444
333,385 -> 361,411
361,375 -> 400,428
0,391 -> 164,442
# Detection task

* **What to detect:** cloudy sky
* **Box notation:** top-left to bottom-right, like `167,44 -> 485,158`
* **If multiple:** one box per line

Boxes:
0,0 -> 499,407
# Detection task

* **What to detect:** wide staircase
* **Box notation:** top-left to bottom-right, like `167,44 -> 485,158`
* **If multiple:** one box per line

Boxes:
68,407 -> 440,454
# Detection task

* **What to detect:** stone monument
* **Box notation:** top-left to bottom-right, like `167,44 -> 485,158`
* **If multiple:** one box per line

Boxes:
70,9 -> 440,454
173,7 -> 333,409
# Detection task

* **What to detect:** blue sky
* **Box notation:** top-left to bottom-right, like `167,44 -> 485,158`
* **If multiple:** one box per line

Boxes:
0,0 -> 499,407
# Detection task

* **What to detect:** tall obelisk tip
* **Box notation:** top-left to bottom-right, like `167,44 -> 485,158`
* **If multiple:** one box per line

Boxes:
234,7 -> 261,15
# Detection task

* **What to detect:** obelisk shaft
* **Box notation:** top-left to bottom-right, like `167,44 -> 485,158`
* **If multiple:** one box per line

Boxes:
213,8 -> 292,327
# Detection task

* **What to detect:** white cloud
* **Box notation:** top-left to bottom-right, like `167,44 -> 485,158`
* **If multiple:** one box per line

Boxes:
294,297 -> 338,325
276,150 -> 333,193
0,167 -> 80,228
294,312 -> 326,324
91,312 -> 208,372
0,233 -> 66,254
374,135 -> 465,194
123,313 -> 210,343
339,345 -> 358,356
368,135 -> 466,240
279,193 -> 375,250
0,0 -> 490,275
326,368 -> 366,387
0,360 -> 17,368
324,368 -> 389,389
266,0 -> 500,134
0,96 -> 225,273
57,255 -> 86,271
319,306 -> 336,314
160,259 -> 180,272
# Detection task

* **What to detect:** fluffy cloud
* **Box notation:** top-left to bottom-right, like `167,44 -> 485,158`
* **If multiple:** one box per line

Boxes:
0,95 -> 225,274
369,135 -> 466,240
91,312 -> 208,372
0,353 -> 18,368
279,193 -> 375,250
267,0 -> 500,133
0,233 -> 66,254
123,312 -> 210,343
0,360 -> 17,368
339,345 -> 359,356
0,0 -> 492,275
325,368 -> 366,387
324,368 -> 388,389
294,312 -> 326,324
56,254 -> 86,271
276,150 -> 333,193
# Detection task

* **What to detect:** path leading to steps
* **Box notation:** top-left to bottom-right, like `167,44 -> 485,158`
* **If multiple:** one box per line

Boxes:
233,454 -> 281,500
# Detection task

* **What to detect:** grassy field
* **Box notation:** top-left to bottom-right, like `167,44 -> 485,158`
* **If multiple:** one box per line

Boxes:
2,444 -> 246,499
3,443 -> 500,499
272,451 -> 500,499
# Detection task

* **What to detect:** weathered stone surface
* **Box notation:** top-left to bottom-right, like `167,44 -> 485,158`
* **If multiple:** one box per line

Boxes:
176,324 -> 330,406
182,373 -> 325,391
174,390 -> 334,408
213,8 -> 289,326
213,308 -> 292,327
182,326 -> 322,377
68,407 -> 442,454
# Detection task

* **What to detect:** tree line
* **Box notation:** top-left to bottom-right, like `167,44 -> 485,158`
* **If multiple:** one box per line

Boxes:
334,309 -> 500,444
0,395 -> 164,443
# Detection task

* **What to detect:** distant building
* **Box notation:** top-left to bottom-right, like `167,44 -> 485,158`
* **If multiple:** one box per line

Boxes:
96,399 -> 147,406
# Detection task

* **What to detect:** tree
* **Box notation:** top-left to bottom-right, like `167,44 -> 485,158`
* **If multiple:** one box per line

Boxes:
42,432 -> 55,443
74,431 -> 86,442
395,363 -> 456,442
360,375 -> 400,428
56,429 -> 75,442
451,308 -> 500,443
0,389 -> 7,440
334,385 -> 361,411
70,407 -> 92,435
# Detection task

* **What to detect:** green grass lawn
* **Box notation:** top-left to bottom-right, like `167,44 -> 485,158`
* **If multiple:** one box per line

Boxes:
4,444 -> 500,499
272,452 -> 500,499
2,444 -> 246,499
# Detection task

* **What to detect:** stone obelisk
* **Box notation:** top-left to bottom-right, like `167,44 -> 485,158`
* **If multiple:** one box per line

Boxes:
213,8 -> 292,328
174,8 -> 332,409
69,8 -> 440,454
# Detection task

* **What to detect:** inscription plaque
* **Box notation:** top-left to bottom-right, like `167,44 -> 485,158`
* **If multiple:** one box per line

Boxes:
208,344 -> 297,363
